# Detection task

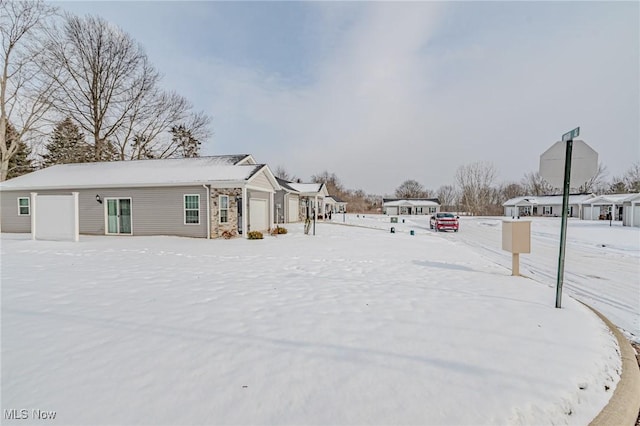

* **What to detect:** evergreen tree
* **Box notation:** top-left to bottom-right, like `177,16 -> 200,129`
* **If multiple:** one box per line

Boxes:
42,118 -> 93,167
5,123 -> 34,179
170,124 -> 200,158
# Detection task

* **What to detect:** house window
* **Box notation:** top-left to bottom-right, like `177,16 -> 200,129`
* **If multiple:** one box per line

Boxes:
219,195 -> 229,223
429,207 -> 437,214
184,194 -> 200,224
18,197 -> 30,216
543,206 -> 553,215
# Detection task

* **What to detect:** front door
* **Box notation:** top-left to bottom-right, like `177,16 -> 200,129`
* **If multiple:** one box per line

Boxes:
106,198 -> 132,235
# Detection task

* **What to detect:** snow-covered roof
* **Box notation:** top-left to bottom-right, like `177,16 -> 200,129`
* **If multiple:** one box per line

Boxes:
275,177 -> 299,193
582,193 -> 639,205
287,182 -> 328,197
384,199 -> 439,207
503,194 -> 595,207
0,156 -> 266,191
325,195 -> 347,204
287,183 -> 321,193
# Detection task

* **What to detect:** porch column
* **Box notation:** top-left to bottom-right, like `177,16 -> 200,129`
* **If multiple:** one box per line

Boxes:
242,187 -> 248,238
270,192 -> 275,227
314,195 -> 318,219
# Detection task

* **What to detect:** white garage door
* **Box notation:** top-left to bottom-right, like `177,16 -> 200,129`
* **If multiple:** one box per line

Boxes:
250,198 -> 268,231
634,205 -> 640,227
288,197 -> 299,222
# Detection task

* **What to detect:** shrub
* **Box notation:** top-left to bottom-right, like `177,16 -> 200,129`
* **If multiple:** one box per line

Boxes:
221,230 -> 236,239
270,226 -> 288,236
247,231 -> 263,240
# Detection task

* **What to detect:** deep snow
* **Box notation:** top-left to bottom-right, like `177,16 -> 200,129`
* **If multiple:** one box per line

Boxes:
1,221 -> 624,425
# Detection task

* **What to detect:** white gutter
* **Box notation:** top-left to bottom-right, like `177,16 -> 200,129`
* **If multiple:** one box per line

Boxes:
203,184 -> 210,239
0,180 -> 250,192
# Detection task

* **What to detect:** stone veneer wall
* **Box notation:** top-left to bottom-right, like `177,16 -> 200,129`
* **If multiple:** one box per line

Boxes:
210,188 -> 242,238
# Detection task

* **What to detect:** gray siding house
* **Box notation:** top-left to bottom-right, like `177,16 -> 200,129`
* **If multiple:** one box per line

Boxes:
0,155 -> 280,239
274,177 -> 302,224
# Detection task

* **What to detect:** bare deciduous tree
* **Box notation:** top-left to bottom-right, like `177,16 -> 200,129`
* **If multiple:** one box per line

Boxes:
622,162 -> 640,193
499,182 -> 526,203
122,92 -> 211,160
274,165 -> 291,180
44,14 -> 211,161
394,179 -> 428,199
521,171 -> 554,196
575,162 -> 608,194
455,161 -> 497,215
44,14 -> 158,160
0,0 -> 57,180
311,170 -> 345,196
436,185 -> 458,209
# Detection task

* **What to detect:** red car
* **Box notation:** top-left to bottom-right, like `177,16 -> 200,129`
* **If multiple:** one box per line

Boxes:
430,213 -> 459,232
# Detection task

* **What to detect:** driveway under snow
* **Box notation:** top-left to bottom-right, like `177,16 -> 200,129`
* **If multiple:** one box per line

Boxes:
1,223 -> 622,425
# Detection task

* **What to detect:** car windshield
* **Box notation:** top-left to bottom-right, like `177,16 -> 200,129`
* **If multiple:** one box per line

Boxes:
437,213 -> 455,218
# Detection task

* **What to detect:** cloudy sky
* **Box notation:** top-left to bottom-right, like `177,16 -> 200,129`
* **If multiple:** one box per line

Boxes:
58,1 -> 638,195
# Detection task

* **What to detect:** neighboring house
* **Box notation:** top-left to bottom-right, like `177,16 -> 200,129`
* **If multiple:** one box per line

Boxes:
621,193 -> 640,227
580,193 -> 637,221
382,198 -> 440,215
333,196 -> 347,213
324,196 -> 347,214
0,155 -> 280,239
502,194 -> 595,218
274,177 -> 301,224
287,182 -> 329,220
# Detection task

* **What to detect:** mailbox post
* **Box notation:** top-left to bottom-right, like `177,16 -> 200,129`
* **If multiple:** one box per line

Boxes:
502,219 -> 531,276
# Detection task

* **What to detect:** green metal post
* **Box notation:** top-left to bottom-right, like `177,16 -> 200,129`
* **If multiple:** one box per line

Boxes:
555,139 -> 573,309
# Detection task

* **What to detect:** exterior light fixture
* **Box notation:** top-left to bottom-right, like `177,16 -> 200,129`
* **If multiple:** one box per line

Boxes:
96,194 -> 102,204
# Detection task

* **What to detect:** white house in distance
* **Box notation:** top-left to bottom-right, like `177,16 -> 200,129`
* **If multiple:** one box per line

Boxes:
325,195 -> 347,213
382,198 -> 440,215
579,193 -> 638,221
621,193 -> 640,227
0,155 -> 281,239
502,194 -> 595,218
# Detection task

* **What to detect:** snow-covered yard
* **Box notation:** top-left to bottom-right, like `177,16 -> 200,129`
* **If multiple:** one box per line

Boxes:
1,222 -> 624,425
338,214 -> 639,343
